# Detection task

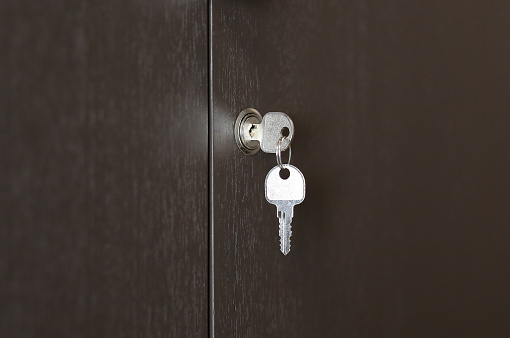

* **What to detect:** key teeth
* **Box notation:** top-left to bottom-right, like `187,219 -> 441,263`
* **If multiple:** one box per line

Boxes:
279,231 -> 292,255
280,245 -> 290,255
280,241 -> 291,255
278,215 -> 292,255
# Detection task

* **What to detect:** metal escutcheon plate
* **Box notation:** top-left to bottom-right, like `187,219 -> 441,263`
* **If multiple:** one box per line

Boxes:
234,108 -> 263,155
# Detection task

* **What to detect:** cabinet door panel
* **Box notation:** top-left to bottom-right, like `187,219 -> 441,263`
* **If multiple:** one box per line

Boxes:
211,1 -> 510,336
0,1 -> 208,336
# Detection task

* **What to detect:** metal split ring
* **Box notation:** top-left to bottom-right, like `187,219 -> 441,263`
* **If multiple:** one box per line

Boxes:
276,136 -> 291,169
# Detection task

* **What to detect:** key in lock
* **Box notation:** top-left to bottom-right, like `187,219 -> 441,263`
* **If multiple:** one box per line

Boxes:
234,108 -> 294,155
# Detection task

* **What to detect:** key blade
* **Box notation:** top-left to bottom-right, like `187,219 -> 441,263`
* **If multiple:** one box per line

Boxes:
278,205 -> 293,256
279,216 -> 291,255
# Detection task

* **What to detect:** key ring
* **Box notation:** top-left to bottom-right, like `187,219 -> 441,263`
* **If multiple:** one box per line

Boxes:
276,136 -> 291,169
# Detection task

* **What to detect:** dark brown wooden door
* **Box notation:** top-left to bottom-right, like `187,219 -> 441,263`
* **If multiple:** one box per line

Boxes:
1,1 -> 208,336
3,0 -> 510,337
211,1 -> 510,337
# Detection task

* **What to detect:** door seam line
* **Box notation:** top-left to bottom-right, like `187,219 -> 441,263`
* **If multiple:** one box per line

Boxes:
207,0 -> 214,336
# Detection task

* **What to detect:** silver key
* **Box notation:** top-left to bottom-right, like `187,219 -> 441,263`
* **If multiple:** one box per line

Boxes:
265,164 -> 306,255
259,112 -> 294,153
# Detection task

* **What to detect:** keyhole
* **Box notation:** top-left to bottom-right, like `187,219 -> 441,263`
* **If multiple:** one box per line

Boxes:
249,124 -> 256,137
279,168 -> 290,179
281,127 -> 290,138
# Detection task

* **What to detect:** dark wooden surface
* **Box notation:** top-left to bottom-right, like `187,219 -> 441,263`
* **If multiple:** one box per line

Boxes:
211,1 -> 510,336
0,1 -> 208,336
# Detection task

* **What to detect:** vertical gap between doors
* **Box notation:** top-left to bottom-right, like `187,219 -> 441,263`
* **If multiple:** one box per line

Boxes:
207,0 -> 214,337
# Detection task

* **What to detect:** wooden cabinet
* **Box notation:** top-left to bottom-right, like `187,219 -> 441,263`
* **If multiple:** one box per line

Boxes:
2,0 -> 510,336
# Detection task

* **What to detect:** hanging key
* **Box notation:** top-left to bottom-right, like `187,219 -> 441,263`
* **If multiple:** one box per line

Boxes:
265,164 -> 306,255
235,108 -> 294,155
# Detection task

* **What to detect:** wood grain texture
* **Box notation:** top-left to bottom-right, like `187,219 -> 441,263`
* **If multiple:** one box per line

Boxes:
211,1 -> 510,336
0,1 -> 208,336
